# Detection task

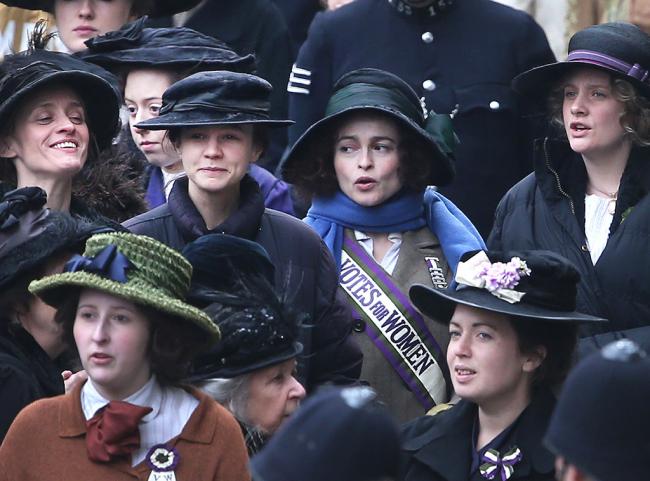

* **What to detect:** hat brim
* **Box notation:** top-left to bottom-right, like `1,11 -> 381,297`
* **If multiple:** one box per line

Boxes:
80,48 -> 256,74
0,69 -> 119,150
30,271 -> 220,343
409,284 -> 608,324
188,342 -> 303,381
281,105 -> 455,187
135,111 -> 293,130
513,60 -> 650,99
1,0 -> 201,17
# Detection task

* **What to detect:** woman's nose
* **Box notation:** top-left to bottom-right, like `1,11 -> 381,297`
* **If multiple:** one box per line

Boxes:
78,0 -> 95,18
204,136 -> 223,157
451,334 -> 471,358
357,147 -> 373,169
570,92 -> 587,115
288,376 -> 306,400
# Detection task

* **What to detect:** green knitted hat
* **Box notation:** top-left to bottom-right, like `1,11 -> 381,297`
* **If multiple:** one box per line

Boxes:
29,232 -> 220,342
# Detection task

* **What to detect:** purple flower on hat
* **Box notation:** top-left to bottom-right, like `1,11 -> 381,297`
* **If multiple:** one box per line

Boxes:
479,257 -> 531,292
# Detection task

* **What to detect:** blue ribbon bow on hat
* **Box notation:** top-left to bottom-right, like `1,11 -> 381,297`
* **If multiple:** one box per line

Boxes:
479,446 -> 522,481
65,244 -> 133,283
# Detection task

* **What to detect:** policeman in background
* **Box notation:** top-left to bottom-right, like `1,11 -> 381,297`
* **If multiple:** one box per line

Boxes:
286,0 -> 555,237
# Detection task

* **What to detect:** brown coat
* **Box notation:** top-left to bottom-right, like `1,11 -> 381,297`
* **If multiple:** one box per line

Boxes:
0,382 -> 251,481
348,227 -> 452,423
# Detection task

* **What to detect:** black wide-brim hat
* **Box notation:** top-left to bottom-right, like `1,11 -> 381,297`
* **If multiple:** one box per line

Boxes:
80,17 -> 256,74
0,50 -> 121,150
410,250 -> 607,324
135,71 -> 293,130
513,22 -> 650,99
281,68 -> 456,188
1,0 -> 202,17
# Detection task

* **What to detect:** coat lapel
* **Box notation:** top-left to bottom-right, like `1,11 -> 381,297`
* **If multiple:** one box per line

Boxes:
392,227 -> 451,290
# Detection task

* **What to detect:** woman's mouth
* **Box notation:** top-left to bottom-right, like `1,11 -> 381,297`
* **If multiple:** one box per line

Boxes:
570,122 -> 591,135
355,177 -> 377,191
454,366 -> 476,382
73,26 -> 98,36
90,353 -> 113,365
51,139 -> 79,151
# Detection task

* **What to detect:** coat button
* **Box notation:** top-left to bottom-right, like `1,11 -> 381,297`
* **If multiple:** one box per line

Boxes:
353,319 -> 366,333
422,79 -> 436,91
581,244 -> 590,252
421,31 -> 434,43
489,100 -> 500,110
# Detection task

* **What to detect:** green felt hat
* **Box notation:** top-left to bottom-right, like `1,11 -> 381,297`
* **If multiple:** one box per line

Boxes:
29,232 -> 219,342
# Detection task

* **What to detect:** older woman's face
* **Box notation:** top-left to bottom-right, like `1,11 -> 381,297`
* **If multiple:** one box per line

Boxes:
2,86 -> 89,183
562,68 -> 629,159
245,358 -> 306,435
446,304 -> 543,409
74,289 -> 151,400
333,113 -> 403,207
54,0 -> 135,52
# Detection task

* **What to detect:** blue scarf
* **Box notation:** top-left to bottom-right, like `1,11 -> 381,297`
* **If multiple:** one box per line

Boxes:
305,188 -> 485,274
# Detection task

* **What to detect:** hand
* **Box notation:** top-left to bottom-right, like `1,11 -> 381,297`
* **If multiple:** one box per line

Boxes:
62,369 -> 88,393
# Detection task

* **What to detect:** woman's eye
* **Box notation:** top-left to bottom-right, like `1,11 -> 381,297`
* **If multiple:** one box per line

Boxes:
126,105 -> 137,116
149,104 -> 161,115
449,330 -> 460,339
477,332 -> 492,341
77,310 -> 95,320
113,314 -> 130,323
337,145 -> 354,153
592,90 -> 606,98
564,90 -> 576,99
190,132 -> 206,140
70,115 -> 84,125
374,144 -> 393,152
36,116 -> 52,124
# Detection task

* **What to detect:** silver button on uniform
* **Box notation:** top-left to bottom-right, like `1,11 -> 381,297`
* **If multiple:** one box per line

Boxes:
423,79 -> 436,91
489,100 -> 500,110
421,31 -> 434,43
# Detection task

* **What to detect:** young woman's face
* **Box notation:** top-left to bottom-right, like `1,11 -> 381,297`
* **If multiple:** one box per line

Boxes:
446,304 -> 542,408
333,113 -> 403,207
73,289 -> 151,400
178,124 -> 263,198
54,0 -> 135,53
125,69 -> 180,170
562,67 -> 630,159
245,358 -> 306,435
2,86 -> 90,183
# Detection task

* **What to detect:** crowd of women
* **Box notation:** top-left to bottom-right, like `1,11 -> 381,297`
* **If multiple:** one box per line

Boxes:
0,0 -> 648,480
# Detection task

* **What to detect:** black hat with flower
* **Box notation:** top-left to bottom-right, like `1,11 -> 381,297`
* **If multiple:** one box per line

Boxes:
410,250 -> 607,324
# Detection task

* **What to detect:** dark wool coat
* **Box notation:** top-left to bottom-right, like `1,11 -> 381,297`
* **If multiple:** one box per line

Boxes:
399,389 -> 556,481
287,0 -> 555,237
488,139 -> 650,355
123,176 -> 362,391
0,323 -> 64,443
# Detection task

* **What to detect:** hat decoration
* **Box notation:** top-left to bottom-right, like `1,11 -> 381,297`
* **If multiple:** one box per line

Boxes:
0,186 -> 47,231
456,251 -> 531,304
29,232 -> 219,342
479,446 -> 523,481
65,244 -> 133,284
84,16 -> 146,52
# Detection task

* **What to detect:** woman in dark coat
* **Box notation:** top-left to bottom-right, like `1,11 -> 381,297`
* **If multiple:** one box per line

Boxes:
123,70 -> 362,392
0,186 -> 107,442
488,23 -> 650,354
400,249 -> 605,481
281,68 -> 485,421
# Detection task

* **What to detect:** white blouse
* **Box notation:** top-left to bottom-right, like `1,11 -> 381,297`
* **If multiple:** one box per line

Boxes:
81,376 -> 198,466
584,194 -> 614,264
354,230 -> 403,275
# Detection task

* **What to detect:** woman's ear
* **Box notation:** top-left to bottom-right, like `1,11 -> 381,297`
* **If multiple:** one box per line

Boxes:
0,136 -> 18,159
522,345 -> 546,373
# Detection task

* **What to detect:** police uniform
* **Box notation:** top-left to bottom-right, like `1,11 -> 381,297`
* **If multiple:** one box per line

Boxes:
287,0 -> 555,236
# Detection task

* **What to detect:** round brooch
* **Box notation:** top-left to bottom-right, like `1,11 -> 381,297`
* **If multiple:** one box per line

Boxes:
146,444 -> 180,472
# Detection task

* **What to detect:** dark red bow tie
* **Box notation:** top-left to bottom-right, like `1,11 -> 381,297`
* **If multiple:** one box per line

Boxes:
86,401 -> 153,463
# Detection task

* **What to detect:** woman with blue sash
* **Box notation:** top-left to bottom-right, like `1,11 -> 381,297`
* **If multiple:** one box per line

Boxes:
281,68 -> 485,421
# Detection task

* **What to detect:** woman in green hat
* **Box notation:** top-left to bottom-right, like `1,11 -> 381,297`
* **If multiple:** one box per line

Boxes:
0,232 -> 250,481
280,67 -> 485,422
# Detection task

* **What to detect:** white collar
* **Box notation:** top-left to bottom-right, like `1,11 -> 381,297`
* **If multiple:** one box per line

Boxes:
81,376 -> 163,422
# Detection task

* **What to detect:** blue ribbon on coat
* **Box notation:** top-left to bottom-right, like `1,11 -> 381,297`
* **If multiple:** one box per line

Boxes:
65,244 -> 133,283
304,187 -> 485,275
